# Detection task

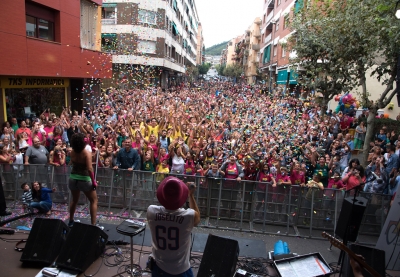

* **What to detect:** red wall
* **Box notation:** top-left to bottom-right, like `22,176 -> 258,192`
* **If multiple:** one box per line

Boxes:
0,0 -> 111,78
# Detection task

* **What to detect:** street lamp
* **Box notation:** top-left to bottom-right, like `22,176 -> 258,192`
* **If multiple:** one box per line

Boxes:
268,21 -> 277,94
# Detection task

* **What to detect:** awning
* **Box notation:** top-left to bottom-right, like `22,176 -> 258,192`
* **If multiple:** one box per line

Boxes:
102,3 -> 117,8
172,22 -> 179,36
276,69 -> 298,84
173,0 -> 178,11
276,69 -> 288,84
101,33 -> 117,38
263,45 -> 271,63
294,0 -> 304,13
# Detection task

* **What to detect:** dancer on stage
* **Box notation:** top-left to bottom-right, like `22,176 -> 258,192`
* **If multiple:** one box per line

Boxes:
68,133 -> 98,227
147,177 -> 200,276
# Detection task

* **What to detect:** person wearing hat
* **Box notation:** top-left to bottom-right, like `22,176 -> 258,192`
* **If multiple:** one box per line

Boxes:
147,176 -> 200,276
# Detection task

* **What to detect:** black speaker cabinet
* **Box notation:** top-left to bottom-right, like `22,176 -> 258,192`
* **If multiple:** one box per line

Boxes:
20,218 -> 69,265
56,222 -> 108,272
335,196 -> 367,242
198,234 -> 240,277
342,244 -> 386,277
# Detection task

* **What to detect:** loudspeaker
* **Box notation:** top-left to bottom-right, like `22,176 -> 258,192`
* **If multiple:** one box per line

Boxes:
198,234 -> 240,277
335,196 -> 367,242
56,222 -> 108,272
20,218 -> 69,265
342,244 -> 386,277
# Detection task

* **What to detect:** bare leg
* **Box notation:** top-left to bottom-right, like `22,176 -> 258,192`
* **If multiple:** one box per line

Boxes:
69,190 -> 81,222
83,190 -> 98,225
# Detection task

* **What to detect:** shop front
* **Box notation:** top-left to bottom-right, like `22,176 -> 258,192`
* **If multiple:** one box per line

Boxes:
0,76 -> 69,123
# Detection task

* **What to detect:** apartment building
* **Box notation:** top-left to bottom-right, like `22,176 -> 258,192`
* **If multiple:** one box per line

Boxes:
196,22 -> 205,65
101,0 -> 200,89
244,17 -> 262,84
259,0 -> 298,92
0,0 -> 112,123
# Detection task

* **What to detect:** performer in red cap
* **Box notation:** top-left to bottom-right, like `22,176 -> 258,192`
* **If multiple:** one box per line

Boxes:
147,176 -> 200,277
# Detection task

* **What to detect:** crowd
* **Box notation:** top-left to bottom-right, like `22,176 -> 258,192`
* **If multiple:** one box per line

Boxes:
0,81 -> 400,215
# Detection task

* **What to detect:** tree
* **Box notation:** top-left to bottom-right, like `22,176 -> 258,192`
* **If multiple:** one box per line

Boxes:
224,63 -> 243,79
186,66 -> 198,81
216,64 -> 226,76
289,0 -> 400,164
197,63 -> 212,75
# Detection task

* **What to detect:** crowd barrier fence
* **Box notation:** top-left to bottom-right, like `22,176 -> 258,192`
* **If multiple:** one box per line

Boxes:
0,164 -> 391,243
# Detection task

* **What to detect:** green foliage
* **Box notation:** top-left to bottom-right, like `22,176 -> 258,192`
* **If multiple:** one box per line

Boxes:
359,117 -> 400,134
215,64 -> 226,76
197,63 -> 211,75
205,41 -> 229,56
223,64 -> 243,78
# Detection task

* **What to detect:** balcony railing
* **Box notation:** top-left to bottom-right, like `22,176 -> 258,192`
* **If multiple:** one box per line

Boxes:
252,44 -> 260,51
264,33 -> 272,44
253,29 -> 261,38
101,18 -> 117,25
266,0 -> 274,8
266,11 -> 274,24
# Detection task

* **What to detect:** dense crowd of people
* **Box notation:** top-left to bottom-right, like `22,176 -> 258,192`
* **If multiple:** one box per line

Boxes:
1,82 -> 399,216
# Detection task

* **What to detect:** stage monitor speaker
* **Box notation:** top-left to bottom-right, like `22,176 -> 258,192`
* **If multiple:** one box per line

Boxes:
335,196 -> 367,242
20,218 -> 69,265
342,244 -> 386,277
198,234 -> 240,277
56,222 -> 108,272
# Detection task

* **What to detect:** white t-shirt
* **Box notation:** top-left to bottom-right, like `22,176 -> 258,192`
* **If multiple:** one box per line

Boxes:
147,205 -> 194,275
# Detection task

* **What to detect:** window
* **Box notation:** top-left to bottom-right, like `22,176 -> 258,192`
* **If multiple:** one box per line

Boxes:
282,47 -> 286,57
273,45 -> 277,56
275,20 -> 280,31
277,0 -> 282,5
284,15 -> 289,29
137,40 -> 157,54
80,0 -> 99,50
25,2 -> 55,41
138,9 -> 157,24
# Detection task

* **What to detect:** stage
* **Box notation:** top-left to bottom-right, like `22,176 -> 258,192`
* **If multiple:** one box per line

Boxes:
0,208 -> 398,276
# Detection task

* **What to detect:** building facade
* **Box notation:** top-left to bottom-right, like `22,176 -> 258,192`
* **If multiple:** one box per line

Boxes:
0,0 -> 112,123
244,17 -> 262,84
196,22 -> 205,65
101,0 -> 200,89
259,0 -> 297,92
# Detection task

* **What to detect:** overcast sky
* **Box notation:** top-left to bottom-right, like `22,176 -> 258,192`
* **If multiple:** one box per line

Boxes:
196,0 -> 263,48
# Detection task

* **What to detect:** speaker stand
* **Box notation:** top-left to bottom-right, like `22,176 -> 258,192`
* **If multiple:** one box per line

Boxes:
111,219 -> 146,277
111,235 -> 136,277
337,186 -> 361,277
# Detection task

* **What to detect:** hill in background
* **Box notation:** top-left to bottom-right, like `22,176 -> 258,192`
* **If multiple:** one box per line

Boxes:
205,41 -> 229,56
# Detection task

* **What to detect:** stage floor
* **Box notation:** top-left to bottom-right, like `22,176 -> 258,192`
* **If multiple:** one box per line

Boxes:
0,203 -> 399,276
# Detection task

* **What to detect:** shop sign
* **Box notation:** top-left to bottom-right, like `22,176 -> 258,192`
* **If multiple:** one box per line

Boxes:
0,77 -> 69,88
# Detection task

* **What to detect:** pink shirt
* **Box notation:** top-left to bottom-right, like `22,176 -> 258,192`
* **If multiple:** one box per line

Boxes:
290,170 -> 305,185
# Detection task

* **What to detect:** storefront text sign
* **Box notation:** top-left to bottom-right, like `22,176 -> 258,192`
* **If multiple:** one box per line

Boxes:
0,77 -> 69,88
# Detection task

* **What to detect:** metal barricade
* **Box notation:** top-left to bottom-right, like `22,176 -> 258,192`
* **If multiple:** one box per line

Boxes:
0,164 -> 393,242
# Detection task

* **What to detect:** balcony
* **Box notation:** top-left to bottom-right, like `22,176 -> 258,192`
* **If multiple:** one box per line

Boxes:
244,36 -> 250,45
244,49 -> 249,56
253,28 -> 261,38
252,57 -> 260,64
266,0 -> 274,8
101,18 -> 117,25
266,12 -> 274,25
254,18 -> 262,25
251,44 -> 260,51
264,33 -> 272,44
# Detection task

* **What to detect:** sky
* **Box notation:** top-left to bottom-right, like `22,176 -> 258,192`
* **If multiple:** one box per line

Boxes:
195,0 -> 263,48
